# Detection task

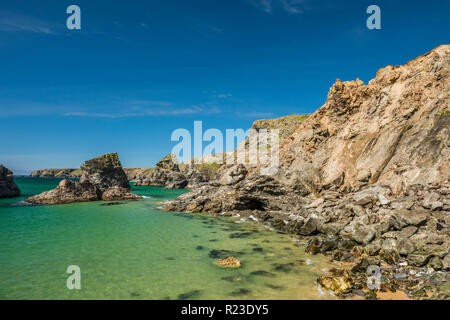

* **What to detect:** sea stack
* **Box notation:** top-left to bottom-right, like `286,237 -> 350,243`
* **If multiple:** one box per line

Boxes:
27,153 -> 141,205
80,153 -> 130,193
0,165 -> 20,198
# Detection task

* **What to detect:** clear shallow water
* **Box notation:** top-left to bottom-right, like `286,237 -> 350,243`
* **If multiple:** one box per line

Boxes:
0,177 -> 334,300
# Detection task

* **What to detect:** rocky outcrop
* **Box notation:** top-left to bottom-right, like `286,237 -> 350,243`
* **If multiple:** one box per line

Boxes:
0,165 -> 20,198
133,154 -> 224,189
79,153 -> 130,193
26,179 -> 99,205
163,45 -> 450,299
30,168 -> 150,180
30,168 -> 82,178
101,186 -> 142,201
134,115 -> 310,190
27,153 -> 141,205
280,45 -> 449,194
134,154 -> 186,188
123,168 -> 151,181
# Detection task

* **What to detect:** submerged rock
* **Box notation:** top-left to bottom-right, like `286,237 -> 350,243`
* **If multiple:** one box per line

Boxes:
230,288 -> 251,296
214,256 -> 241,268
0,165 -> 20,198
317,270 -> 353,295
221,275 -> 244,283
177,290 -> 201,300
250,270 -> 276,277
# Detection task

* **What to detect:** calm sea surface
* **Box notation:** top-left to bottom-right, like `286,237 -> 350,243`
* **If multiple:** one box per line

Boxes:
0,177 -> 334,300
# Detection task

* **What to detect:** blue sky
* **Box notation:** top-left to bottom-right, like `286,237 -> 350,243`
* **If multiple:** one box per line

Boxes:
0,0 -> 449,174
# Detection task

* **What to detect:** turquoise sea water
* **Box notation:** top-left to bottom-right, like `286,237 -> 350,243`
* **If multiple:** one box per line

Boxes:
0,177 -> 334,300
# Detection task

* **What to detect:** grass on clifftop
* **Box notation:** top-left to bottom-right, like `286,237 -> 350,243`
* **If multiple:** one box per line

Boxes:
252,114 -> 310,140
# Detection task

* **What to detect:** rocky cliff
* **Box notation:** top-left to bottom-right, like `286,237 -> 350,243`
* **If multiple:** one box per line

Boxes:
163,45 -> 450,299
133,114 -> 310,189
0,165 -> 20,198
27,153 -> 141,205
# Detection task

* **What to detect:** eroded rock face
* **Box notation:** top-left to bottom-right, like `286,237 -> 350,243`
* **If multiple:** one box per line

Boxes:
280,45 -> 449,194
165,45 -> 449,213
27,179 -> 99,205
162,46 -> 450,299
0,165 -> 20,198
80,153 -> 130,193
27,153 -> 141,205
134,154 -> 185,188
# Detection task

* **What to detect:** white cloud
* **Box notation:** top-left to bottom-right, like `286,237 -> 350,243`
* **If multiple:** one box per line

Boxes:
280,0 -> 307,14
63,106 -> 221,118
249,0 -> 273,13
0,11 -> 59,34
248,0 -> 317,15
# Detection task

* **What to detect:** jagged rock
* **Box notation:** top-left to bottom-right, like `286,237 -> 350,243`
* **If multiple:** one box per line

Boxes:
101,186 -> 142,201
165,180 -> 188,189
28,153 -> 141,205
134,154 -> 222,189
80,153 -> 130,193
0,165 -> 20,198
27,179 -> 99,205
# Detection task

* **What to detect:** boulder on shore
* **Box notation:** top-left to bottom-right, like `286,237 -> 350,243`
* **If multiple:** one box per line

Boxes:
27,153 -> 141,205
0,165 -> 20,198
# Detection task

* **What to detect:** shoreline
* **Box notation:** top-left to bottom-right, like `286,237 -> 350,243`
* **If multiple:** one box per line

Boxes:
161,196 -> 449,300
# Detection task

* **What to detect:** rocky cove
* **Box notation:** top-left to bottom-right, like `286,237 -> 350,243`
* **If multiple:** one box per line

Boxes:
156,45 -> 450,299
6,45 -> 449,300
